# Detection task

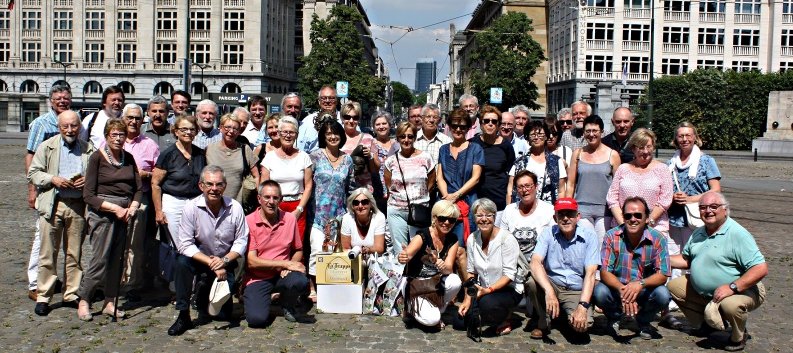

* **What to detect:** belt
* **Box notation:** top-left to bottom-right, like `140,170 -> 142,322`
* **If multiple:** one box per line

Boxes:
282,194 -> 301,202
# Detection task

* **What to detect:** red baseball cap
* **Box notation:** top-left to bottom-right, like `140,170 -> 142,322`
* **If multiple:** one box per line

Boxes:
554,197 -> 578,212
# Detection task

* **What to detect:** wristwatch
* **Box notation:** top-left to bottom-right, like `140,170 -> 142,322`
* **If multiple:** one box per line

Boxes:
648,218 -> 656,227
222,256 -> 230,267
729,282 -> 739,293
640,279 -> 646,287
296,206 -> 304,213
578,301 -> 591,309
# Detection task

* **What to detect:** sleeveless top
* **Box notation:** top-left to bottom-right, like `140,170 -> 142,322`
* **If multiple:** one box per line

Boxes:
574,150 -> 613,206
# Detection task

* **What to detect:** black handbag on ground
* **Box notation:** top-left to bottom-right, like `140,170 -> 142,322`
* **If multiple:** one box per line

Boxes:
395,152 -> 431,228
158,225 -> 178,282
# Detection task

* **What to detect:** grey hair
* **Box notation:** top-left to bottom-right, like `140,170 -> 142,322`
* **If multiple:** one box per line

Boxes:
557,107 -> 572,119
200,165 -> 226,183
571,101 -> 592,116
471,198 -> 497,216
196,99 -> 218,114
371,110 -> 392,127
511,105 -> 530,116
281,92 -> 302,110
232,106 -> 250,120
459,94 -> 478,106
121,103 -> 143,117
49,84 -> 71,98
346,188 -> 380,215
278,115 -> 299,132
147,95 -> 167,107
702,191 -> 731,216
421,103 -> 440,117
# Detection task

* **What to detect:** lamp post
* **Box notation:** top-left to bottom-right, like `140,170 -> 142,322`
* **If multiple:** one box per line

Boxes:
192,63 -> 209,96
53,59 -> 73,83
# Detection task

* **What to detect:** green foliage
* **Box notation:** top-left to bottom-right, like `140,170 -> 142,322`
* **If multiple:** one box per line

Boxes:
414,92 -> 427,106
640,69 -> 793,150
297,6 -> 386,111
390,81 -> 413,110
467,12 -> 546,110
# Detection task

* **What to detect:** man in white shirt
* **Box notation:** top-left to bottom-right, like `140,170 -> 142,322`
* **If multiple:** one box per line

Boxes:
414,103 -> 451,165
241,96 -> 266,145
500,170 -> 555,261
501,111 -> 529,160
81,86 -> 125,147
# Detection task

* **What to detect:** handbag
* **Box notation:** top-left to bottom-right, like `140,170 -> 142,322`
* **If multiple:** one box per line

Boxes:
672,169 -> 704,229
395,152 -> 431,228
236,144 -> 258,214
158,224 -> 178,282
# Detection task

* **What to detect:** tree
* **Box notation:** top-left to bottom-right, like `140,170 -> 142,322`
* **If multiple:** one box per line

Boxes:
391,81 -> 413,111
467,12 -> 546,110
297,6 -> 386,111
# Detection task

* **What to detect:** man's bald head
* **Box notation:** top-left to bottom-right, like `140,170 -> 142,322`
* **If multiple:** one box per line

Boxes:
57,111 -> 81,143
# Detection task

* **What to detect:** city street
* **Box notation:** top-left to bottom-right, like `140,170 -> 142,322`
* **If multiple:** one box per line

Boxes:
1,145 -> 791,352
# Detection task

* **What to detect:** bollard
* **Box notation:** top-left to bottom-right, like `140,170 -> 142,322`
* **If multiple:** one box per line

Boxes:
754,148 -> 758,162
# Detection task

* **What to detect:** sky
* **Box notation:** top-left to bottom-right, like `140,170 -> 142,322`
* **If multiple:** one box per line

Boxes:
359,0 -> 481,90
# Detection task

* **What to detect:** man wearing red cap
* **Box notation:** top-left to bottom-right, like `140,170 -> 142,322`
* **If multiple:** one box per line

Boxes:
527,197 -> 600,339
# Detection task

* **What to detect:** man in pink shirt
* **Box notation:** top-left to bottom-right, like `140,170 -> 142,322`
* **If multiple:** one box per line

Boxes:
244,180 -> 313,327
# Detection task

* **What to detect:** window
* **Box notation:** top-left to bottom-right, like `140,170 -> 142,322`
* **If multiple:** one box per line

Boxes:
157,11 -> 177,30
587,0 -> 614,6
191,82 -> 207,96
734,0 -> 760,14
733,29 -> 759,47
117,44 -> 136,64
85,42 -> 104,63
156,43 -> 177,64
732,61 -> 758,72
191,43 -> 210,64
585,55 -> 613,73
118,81 -> 135,95
0,42 -> 9,62
664,0 -> 690,11
624,0 -> 650,9
663,27 -> 689,44
154,82 -> 174,96
785,0 -> 793,14
698,28 -> 724,45
20,80 -> 39,93
623,24 -> 650,42
21,42 -> 41,62
117,12 -> 137,31
224,11 -> 244,31
781,62 -> 793,72
697,59 -> 723,70
223,44 -> 243,65
0,79 -> 7,92
622,56 -> 650,73
84,81 -> 103,95
53,11 -> 72,30
85,11 -> 104,30
0,11 -> 9,30
221,83 -> 241,93
699,0 -> 725,13
190,11 -> 211,31
22,11 -> 41,30
53,42 -> 72,63
662,58 -> 688,74
782,29 -> 793,47
586,23 -> 613,40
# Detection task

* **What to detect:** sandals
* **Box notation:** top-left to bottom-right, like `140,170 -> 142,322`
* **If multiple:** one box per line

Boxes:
102,306 -> 126,320
496,322 -> 512,336
308,290 -> 317,303
77,301 -> 93,322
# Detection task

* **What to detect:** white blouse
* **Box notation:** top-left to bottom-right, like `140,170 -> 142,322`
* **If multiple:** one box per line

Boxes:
466,228 -> 523,294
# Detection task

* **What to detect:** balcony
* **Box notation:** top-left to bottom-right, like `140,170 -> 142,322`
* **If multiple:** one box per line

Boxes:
83,63 -> 104,69
85,0 -> 104,7
664,11 -> 690,21
191,30 -> 210,41
117,0 -> 136,7
22,0 -> 41,6
785,14 -> 793,23
20,62 -> 41,68
699,13 -> 725,22
734,14 -> 759,24
21,29 -> 40,39
622,41 -> 650,51
626,73 -> 649,81
156,30 -> 176,40
224,0 -> 244,7
220,64 -> 243,71
0,29 -> 9,38
663,43 -> 689,53
53,0 -> 72,6
117,30 -> 137,40
156,0 -> 177,6
190,0 -> 212,7
115,63 -> 135,70
86,30 -> 104,39
733,46 -> 759,56
580,71 -> 614,80
586,39 -> 613,50
154,63 -> 176,70
582,7 -> 615,17
53,30 -> 72,39
223,31 -> 244,41
623,9 -> 650,19
782,47 -> 793,56
698,44 -> 724,55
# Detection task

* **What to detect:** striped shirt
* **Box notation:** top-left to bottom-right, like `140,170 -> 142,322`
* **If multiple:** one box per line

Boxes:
26,110 -> 60,153
601,225 -> 671,285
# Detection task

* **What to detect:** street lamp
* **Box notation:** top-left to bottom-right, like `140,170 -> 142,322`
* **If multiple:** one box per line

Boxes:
192,63 -> 209,96
53,59 -> 73,83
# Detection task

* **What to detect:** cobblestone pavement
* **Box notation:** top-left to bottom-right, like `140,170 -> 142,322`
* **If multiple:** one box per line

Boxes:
1,146 -> 791,353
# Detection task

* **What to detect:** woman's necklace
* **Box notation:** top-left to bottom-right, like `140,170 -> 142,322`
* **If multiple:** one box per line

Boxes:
325,148 -> 340,163
104,146 -> 124,167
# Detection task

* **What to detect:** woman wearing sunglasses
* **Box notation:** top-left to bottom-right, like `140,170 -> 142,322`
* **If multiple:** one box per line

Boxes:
470,105 -> 516,226
546,119 -> 572,168
340,101 -> 377,192
340,188 -> 386,259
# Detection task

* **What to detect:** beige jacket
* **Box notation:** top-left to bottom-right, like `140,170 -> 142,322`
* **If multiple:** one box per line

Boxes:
27,134 -> 95,219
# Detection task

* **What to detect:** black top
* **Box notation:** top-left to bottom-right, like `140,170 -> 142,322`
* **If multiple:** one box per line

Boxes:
155,144 -> 207,198
406,228 -> 457,278
603,132 -> 634,164
469,135 -> 516,211
83,150 -> 142,210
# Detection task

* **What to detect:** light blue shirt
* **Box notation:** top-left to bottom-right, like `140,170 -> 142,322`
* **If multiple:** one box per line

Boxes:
26,110 -> 60,153
533,223 -> 600,290
193,128 -> 221,149
57,139 -> 83,199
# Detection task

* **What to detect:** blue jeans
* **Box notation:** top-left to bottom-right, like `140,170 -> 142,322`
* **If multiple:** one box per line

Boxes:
386,207 -> 419,256
592,282 -> 671,326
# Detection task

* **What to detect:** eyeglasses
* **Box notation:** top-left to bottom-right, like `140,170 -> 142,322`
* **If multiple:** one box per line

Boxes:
125,116 -> 144,121
422,115 -> 439,120
203,181 -> 226,188
529,133 -> 546,139
516,184 -> 535,191
177,127 -> 196,134
222,125 -> 241,132
622,212 -> 644,220
481,118 -> 499,125
279,130 -> 297,136
634,145 -> 655,152
319,96 -> 337,102
397,134 -> 415,140
449,124 -> 469,131
474,213 -> 495,220
342,114 -> 360,121
436,216 -> 457,224
352,199 -> 370,206
559,120 -> 574,126
108,133 -> 126,139
556,210 -> 578,219
259,195 -> 281,202
699,204 -> 725,212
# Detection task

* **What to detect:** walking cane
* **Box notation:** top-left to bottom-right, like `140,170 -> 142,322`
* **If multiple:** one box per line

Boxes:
113,208 -> 137,322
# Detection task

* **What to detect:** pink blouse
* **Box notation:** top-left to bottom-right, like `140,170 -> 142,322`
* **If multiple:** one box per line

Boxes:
606,161 -> 674,232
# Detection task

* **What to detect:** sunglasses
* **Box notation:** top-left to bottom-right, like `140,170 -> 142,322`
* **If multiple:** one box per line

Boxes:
449,124 -> 469,131
481,118 -> 499,125
560,120 -> 574,126
397,134 -> 416,140
436,216 -> 457,224
352,199 -> 370,206
623,212 -> 644,220
556,210 -> 577,219
342,114 -> 360,121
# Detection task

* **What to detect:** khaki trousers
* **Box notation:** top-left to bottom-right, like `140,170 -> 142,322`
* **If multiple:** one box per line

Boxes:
668,275 -> 766,342
526,276 -> 594,330
37,198 -> 86,303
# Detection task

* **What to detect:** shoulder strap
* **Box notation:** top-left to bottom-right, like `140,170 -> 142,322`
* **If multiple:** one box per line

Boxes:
84,111 -> 100,142
240,143 -> 250,177
395,153 -> 412,207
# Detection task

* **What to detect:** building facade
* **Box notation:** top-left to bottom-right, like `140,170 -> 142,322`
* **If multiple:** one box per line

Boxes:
0,0 -> 297,132
546,0 -> 793,121
415,58 -> 436,93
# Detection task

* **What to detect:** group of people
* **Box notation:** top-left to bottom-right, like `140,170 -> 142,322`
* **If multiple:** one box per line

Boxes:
24,84 -> 767,351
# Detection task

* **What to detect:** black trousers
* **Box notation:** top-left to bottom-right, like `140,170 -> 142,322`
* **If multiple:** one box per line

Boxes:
173,254 -> 237,316
243,272 -> 309,328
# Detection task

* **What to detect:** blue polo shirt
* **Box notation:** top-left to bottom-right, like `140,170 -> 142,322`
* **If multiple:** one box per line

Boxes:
533,223 -> 600,290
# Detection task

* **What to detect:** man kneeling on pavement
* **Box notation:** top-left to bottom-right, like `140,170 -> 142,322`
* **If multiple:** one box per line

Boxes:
593,196 -> 671,340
